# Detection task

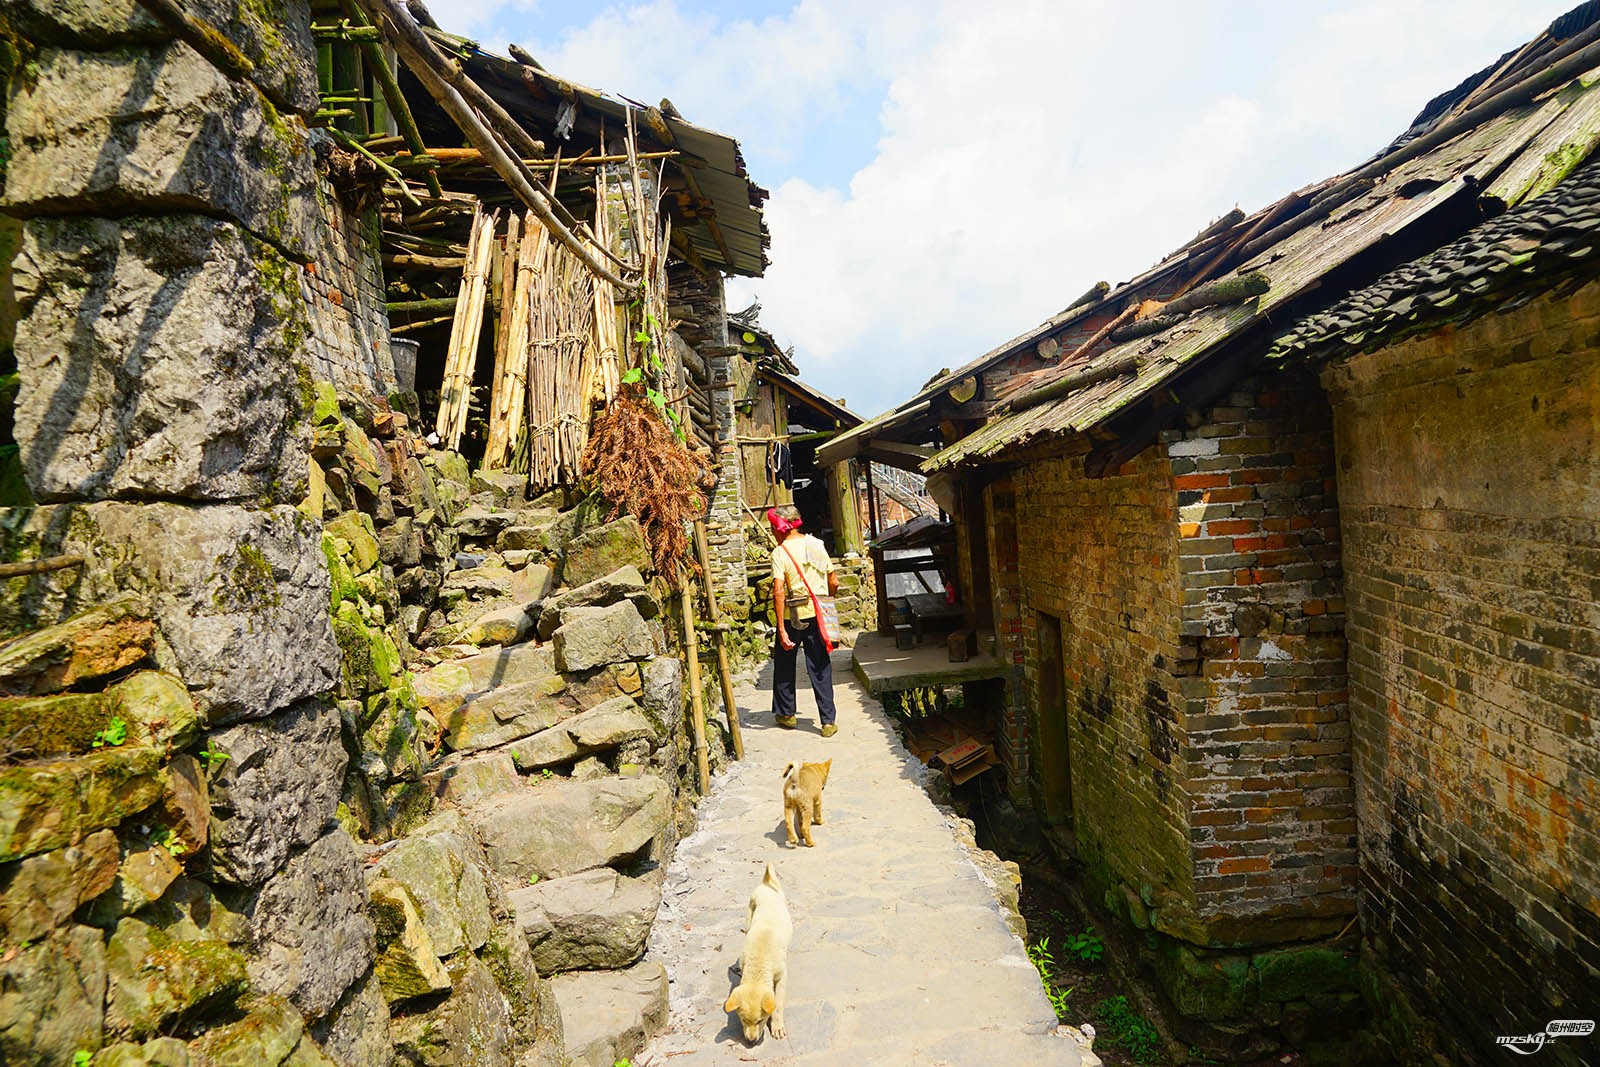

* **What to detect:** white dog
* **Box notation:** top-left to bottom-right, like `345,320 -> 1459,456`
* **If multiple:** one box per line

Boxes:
724,861 -> 792,1043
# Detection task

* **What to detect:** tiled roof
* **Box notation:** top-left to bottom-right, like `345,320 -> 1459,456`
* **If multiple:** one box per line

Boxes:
1269,160 -> 1600,362
923,4 -> 1600,473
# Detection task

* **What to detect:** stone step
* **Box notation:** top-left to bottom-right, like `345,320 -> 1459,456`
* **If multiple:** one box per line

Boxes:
439,677 -> 572,755
501,696 -> 658,773
550,960 -> 668,1067
508,867 -> 664,974
534,566 -> 654,640
463,776 -> 669,884
422,750 -> 523,805
413,645 -> 559,715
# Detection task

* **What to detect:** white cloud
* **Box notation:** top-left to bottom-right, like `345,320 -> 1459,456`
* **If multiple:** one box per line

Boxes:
480,0 -> 1579,414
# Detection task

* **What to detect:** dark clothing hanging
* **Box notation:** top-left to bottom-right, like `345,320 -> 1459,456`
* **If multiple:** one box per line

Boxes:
766,440 -> 793,488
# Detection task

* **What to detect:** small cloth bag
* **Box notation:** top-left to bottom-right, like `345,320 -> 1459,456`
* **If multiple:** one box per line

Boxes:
780,542 -> 839,651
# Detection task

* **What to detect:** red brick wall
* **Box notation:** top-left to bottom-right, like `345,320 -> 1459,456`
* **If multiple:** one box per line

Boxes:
1007,367 -> 1353,946
1324,280 -> 1600,1062
1168,369 -> 1356,942
1013,442 -> 1198,920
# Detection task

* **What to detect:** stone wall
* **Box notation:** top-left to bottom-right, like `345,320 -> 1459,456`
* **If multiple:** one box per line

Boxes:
1323,279 -> 1600,1065
0,1 -> 382,1063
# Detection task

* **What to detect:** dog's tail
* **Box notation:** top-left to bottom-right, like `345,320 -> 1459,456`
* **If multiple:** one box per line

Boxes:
781,761 -> 797,782
762,859 -> 782,891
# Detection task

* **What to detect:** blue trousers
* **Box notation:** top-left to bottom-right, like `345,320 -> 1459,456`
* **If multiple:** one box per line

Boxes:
772,617 -> 836,725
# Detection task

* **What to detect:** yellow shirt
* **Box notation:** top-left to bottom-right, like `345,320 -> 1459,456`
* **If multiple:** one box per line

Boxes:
771,534 -> 834,622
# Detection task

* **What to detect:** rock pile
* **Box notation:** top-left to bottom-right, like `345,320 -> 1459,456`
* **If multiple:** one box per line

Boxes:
309,383 -> 698,1066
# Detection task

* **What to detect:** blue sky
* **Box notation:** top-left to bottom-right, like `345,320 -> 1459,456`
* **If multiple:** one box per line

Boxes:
447,1 -> 1578,416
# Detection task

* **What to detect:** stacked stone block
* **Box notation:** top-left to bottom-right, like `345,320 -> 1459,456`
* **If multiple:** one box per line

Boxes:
0,1 -> 384,1062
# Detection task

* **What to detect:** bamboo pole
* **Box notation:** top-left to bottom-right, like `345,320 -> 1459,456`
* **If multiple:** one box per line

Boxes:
350,0 -> 638,288
437,206 -> 497,448
482,212 -> 523,468
334,0 -> 443,197
0,555 -> 86,580
393,148 -> 679,166
680,567 -> 711,793
386,296 -> 457,315
390,313 -> 452,333
693,519 -> 744,761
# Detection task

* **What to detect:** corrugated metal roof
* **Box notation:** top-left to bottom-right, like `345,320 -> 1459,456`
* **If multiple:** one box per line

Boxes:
926,40 -> 1600,473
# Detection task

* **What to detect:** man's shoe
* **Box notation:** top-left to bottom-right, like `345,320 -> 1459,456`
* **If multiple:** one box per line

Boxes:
820,724 -> 838,737
777,716 -> 798,729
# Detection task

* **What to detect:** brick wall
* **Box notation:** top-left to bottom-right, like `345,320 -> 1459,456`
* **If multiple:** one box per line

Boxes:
301,190 -> 398,398
1009,366 -> 1353,947
1013,441 -> 1198,921
1169,368 -> 1355,942
1324,280 -> 1600,1063
706,348 -> 749,600
983,476 -> 1030,795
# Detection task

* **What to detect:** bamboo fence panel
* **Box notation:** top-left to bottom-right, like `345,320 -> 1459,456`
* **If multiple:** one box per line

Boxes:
526,235 -> 596,491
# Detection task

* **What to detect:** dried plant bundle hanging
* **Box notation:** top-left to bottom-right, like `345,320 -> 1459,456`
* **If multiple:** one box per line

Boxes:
581,392 -> 713,580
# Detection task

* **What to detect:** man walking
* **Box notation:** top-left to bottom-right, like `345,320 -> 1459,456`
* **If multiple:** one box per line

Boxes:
768,505 -> 839,736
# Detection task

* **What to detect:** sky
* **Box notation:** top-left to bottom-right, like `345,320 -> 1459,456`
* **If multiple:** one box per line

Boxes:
445,0 -> 1578,416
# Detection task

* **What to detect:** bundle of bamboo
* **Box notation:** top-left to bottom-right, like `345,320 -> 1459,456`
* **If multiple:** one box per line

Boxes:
436,205 -> 497,447
525,232 -> 597,490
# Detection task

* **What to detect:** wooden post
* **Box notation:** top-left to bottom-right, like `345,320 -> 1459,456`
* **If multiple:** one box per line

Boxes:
830,458 -> 864,557
864,461 -> 880,539
693,520 -> 744,761
679,568 -> 711,794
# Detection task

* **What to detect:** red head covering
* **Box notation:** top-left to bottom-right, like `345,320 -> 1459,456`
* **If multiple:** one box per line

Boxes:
766,508 -> 802,537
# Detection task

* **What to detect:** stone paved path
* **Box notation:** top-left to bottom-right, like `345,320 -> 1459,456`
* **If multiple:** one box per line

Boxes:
638,649 -> 1082,1066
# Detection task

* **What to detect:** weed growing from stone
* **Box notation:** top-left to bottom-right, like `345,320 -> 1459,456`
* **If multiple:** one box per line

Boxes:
73,1052 -> 91,1067
91,717 -> 128,748
152,828 -> 186,860
1027,937 -> 1075,1019
1096,995 -> 1161,1065
198,745 -> 230,772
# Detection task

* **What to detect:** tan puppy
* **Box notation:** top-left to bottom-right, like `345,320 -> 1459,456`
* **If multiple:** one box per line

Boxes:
724,861 -> 791,1043
782,759 -> 831,848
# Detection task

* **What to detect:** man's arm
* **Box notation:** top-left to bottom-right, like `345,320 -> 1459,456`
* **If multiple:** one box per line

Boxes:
773,574 -> 793,649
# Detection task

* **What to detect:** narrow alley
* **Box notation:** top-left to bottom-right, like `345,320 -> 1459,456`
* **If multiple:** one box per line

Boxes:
638,653 -> 1081,1066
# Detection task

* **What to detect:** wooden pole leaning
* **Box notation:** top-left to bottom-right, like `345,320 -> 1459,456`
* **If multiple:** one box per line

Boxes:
693,519 -> 744,761
679,564 -> 711,794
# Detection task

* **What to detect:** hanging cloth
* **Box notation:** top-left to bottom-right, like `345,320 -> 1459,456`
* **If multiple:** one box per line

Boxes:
766,440 -> 793,488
